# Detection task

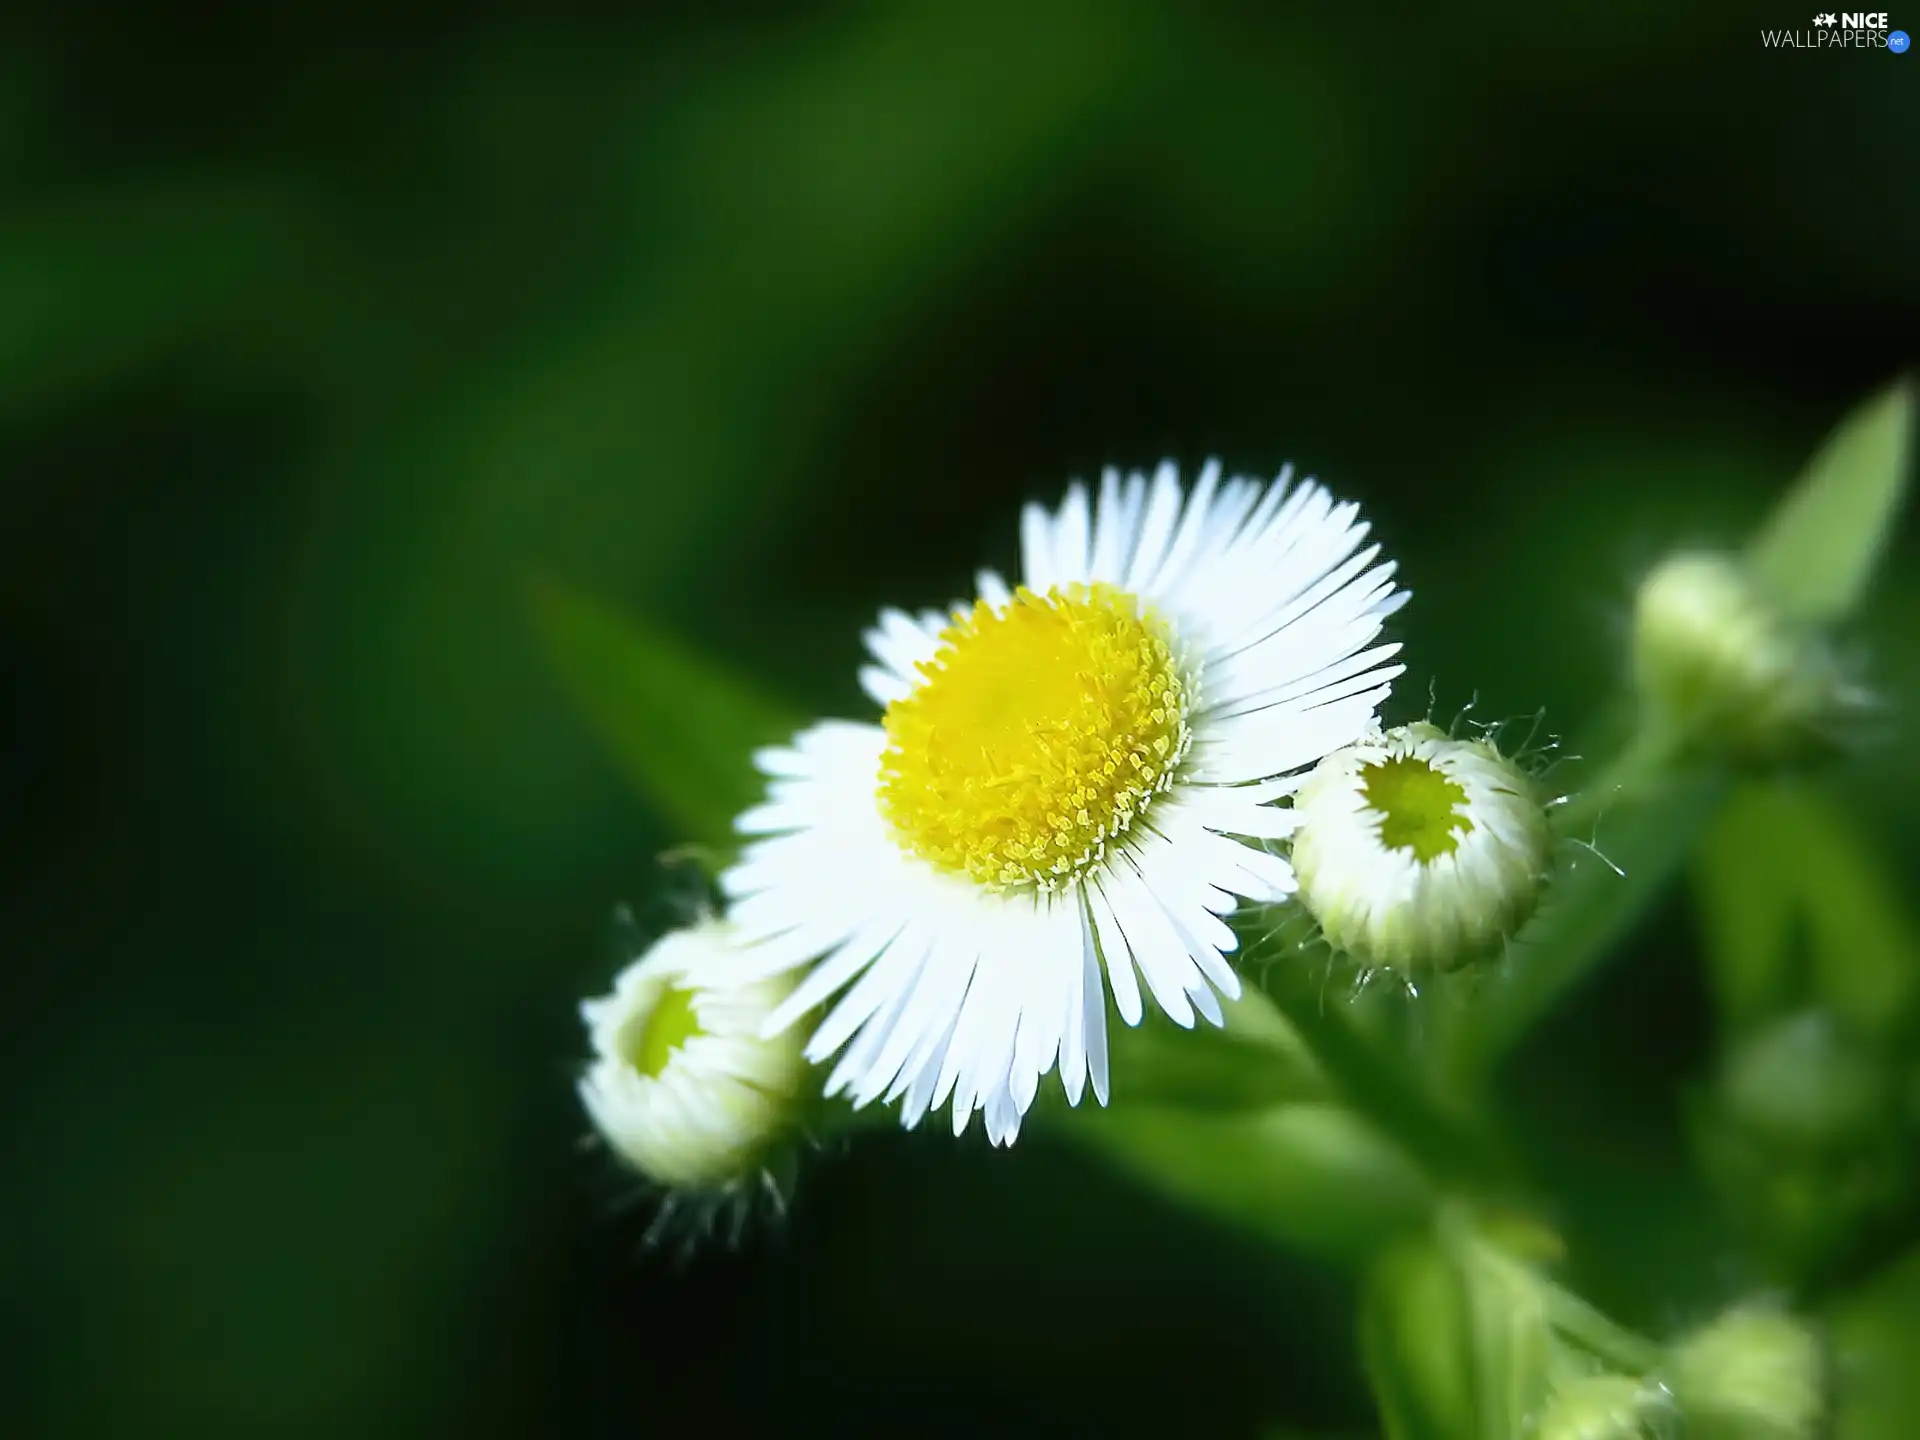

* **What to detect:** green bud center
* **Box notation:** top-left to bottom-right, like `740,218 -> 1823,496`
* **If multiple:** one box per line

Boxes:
619,984 -> 705,1078
1361,755 -> 1474,861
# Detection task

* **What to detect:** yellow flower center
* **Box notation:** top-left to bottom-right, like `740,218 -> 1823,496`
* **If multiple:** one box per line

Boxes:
878,583 -> 1191,891
620,983 -> 704,1079
1361,755 -> 1474,862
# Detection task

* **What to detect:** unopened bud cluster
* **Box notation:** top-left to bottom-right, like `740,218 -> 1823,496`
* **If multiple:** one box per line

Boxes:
1663,1305 -> 1826,1440
1632,551 -> 1851,764
1366,1215 -> 1829,1440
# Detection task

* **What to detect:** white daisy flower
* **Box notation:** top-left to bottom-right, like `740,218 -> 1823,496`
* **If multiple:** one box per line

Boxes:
577,920 -> 809,1190
1289,722 -> 1553,974
718,460 -> 1406,1145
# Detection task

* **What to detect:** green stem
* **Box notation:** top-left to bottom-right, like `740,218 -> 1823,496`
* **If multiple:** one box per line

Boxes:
1548,721 -> 1677,843
1449,723 -> 1728,1087
1542,1284 -> 1664,1375
1257,955 -> 1521,1198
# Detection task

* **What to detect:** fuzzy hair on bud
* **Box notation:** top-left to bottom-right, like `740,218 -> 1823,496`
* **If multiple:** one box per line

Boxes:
1289,722 -> 1555,974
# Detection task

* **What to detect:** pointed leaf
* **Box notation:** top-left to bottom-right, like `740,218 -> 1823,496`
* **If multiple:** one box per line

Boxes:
1068,1102 -> 1433,1268
1694,783 -> 1919,1039
1749,378 -> 1914,625
530,578 -> 802,847
1103,988 -> 1332,1111
1829,1244 -> 1920,1440
1360,1233 -> 1478,1440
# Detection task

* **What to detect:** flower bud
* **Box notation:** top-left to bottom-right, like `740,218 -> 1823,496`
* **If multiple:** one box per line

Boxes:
1535,1375 -> 1675,1440
577,919 -> 809,1192
1695,1011 -> 1915,1284
1664,1305 -> 1825,1440
1720,1010 -> 1901,1150
1290,722 -> 1554,974
1632,550 -> 1847,763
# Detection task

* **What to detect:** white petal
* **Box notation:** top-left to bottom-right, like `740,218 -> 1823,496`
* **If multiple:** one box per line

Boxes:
933,932 -> 1017,1115
1123,462 -> 1184,594
808,920 -> 937,1061
1021,500 -> 1058,593
760,913 -> 905,1035
750,744 -> 811,778
1058,910 -> 1093,1106
1138,458 -> 1220,600
864,607 -> 941,681
826,951 -> 926,1096
895,1008 -> 960,1125
1186,973 -> 1225,1027
1086,880 -> 1144,1025
1089,467 -> 1146,584
859,664 -> 911,707
1051,482 -> 1093,583
852,926 -> 974,1105
1010,897 -> 1077,1105
724,910 -> 860,979
1176,789 -> 1299,840
1102,861 -> 1200,1028
1086,960 -> 1111,1106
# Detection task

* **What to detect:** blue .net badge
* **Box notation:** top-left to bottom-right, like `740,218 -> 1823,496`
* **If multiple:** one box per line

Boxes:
1891,27 -> 1912,51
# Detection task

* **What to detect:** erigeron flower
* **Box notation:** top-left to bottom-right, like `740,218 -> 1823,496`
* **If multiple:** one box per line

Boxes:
577,919 -> 809,1191
719,461 -> 1406,1144
1289,722 -> 1553,974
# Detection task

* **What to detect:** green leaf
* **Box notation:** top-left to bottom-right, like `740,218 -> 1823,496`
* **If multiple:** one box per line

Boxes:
1253,935 -> 1518,1191
1068,1101 -> 1433,1269
1692,1010 -> 1916,1289
1459,1243 -> 1554,1440
1692,787 -> 1809,1031
1830,1245 -> 1920,1440
1748,377 -> 1914,626
1364,1218 -> 1661,1440
1693,783 -> 1919,1040
1104,987 -> 1332,1111
0,179 -> 306,424
529,578 -> 803,848
1361,1234 -> 1478,1440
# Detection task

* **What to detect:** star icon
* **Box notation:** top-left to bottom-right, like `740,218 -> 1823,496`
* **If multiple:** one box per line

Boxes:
1814,11 -> 1836,23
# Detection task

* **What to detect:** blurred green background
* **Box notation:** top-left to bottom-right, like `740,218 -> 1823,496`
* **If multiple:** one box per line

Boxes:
4,3 -> 1916,1435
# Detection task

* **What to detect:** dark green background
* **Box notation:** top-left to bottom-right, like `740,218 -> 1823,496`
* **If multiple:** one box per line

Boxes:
4,4 -> 1916,1435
